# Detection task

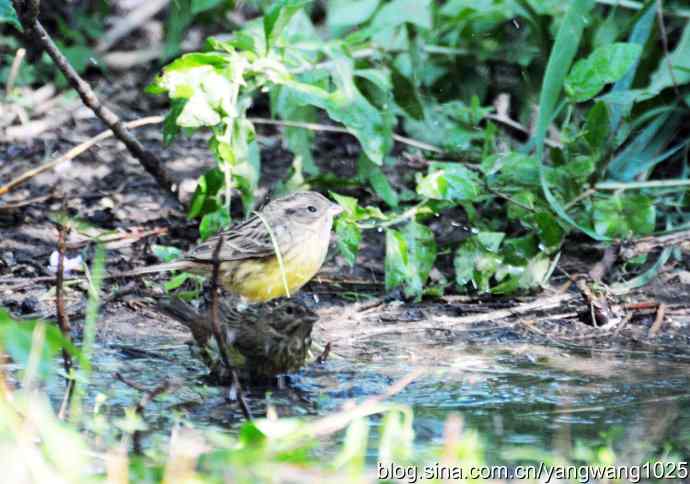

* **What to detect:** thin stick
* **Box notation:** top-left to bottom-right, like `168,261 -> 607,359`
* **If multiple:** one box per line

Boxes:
656,0 -> 686,106
248,117 -> 445,154
95,0 -> 169,53
0,116 -> 164,198
5,48 -> 26,95
114,372 -> 182,454
485,113 -> 562,149
11,0 -> 176,197
315,342 -> 331,364
209,236 -> 252,420
55,220 -> 73,378
649,303 -> 667,337
595,179 -> 690,191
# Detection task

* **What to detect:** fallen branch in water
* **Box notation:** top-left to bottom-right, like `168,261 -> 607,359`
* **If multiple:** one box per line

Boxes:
114,372 -> 183,454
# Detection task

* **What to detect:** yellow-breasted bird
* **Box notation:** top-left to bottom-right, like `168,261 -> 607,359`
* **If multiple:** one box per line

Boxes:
125,191 -> 343,302
157,296 -> 318,380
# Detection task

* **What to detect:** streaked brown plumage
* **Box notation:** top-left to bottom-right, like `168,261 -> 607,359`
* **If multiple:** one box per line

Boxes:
125,191 -> 343,302
158,296 -> 318,381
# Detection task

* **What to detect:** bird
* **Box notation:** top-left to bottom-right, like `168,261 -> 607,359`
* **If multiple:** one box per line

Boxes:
120,191 -> 343,302
157,296 -> 319,381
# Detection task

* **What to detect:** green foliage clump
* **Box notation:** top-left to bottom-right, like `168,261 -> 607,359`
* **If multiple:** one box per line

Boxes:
143,0 -> 690,299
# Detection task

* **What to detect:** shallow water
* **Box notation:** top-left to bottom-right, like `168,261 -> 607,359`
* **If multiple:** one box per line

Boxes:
34,331 -> 690,463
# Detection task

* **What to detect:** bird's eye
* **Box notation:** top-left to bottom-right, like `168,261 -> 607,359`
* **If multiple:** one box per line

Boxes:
307,205 -> 318,213
285,306 -> 294,315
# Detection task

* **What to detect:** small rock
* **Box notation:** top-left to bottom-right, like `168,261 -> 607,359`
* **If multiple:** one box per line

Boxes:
21,296 -> 40,314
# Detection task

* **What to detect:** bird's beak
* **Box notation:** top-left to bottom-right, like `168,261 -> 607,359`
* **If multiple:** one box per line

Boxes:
329,203 -> 344,217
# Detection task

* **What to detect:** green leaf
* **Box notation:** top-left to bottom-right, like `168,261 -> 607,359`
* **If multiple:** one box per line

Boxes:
327,0 -> 379,30
357,154 -> 398,207
164,272 -> 194,291
164,0 -> 192,58
0,0 -> 22,31
191,0 -> 225,14
534,211 -> 564,250
188,168 -> 225,219
264,0 -> 310,50
335,218 -> 362,266
585,101 -> 610,150
371,0 -> 432,31
152,245 -> 183,263
162,99 -> 187,145
454,235 -> 502,293
385,222 -> 437,300
565,43 -> 642,102
330,192 -> 359,218
0,311 -> 79,380
608,2 -> 656,129
281,59 -> 393,164
477,232 -> 504,252
645,21 -> 690,99
391,66 -> 423,120
199,207 -> 231,240
416,163 -> 481,202
535,0 -> 605,241
593,194 -> 655,239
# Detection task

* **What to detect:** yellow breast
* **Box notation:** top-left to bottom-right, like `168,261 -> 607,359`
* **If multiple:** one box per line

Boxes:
223,235 -> 329,302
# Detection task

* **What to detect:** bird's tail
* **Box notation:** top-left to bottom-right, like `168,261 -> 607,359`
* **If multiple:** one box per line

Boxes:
157,296 -> 213,343
108,260 -> 208,279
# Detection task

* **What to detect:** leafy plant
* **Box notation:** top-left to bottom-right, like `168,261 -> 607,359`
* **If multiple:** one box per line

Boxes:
147,0 -> 690,299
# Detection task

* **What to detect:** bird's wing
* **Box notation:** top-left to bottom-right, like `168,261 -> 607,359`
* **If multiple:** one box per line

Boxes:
185,214 -> 277,262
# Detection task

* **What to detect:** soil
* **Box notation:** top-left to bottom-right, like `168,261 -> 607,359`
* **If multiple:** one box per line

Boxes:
2,60 -> 690,413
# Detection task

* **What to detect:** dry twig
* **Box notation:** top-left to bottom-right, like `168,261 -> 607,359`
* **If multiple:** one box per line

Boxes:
648,303 -> 667,337
114,372 -> 183,454
11,0 -> 176,198
209,236 -> 252,420
0,116 -> 164,198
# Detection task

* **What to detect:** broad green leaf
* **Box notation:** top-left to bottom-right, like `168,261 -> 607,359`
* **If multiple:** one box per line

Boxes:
385,222 -> 437,300
416,163 -> 481,202
593,194 -> 655,238
199,207 -> 231,240
0,0 -> 22,30
357,154 -> 399,207
335,218 -> 362,266
191,0 -> 225,14
585,101 -> 610,150
164,272 -> 195,291
371,0 -> 432,31
327,0 -> 379,30
477,231 -> 504,252
330,192 -> 386,222
534,211 -> 564,250
188,168 -> 225,219
454,235 -> 502,293
0,311 -> 79,380
152,245 -> 183,263
164,0 -> 192,58
565,43 -> 642,102
391,66 -> 423,120
330,192 -> 359,218
483,153 -> 540,188
162,99 -> 187,145
282,60 -> 393,164
264,0 -> 310,50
